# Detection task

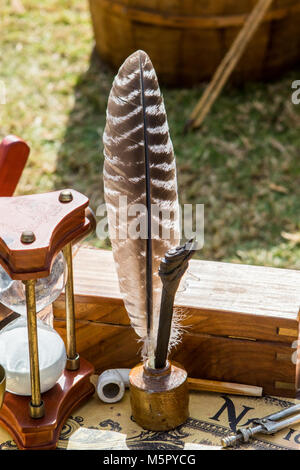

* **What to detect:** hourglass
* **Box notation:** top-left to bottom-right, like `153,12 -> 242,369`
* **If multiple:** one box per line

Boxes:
0,189 -> 95,449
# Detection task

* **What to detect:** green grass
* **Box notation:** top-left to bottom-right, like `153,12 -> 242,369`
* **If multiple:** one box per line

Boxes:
1,0 -> 300,268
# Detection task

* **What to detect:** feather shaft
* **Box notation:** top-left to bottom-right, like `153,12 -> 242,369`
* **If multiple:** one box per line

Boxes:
139,55 -> 153,339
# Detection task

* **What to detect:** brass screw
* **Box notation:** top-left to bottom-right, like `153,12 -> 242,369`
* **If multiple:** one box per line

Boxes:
59,190 -> 73,203
21,231 -> 36,244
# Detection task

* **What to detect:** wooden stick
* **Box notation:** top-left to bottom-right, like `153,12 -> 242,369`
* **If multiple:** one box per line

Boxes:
185,0 -> 273,132
188,377 -> 263,397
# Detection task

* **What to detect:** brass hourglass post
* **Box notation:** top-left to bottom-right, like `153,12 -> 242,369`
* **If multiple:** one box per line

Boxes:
63,242 -> 80,371
0,365 -> 5,409
24,279 -> 45,419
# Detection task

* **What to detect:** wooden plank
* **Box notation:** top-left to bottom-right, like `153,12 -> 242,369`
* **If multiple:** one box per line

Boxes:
54,319 -> 139,373
173,333 -> 296,385
53,246 -> 300,397
181,309 -> 298,343
70,248 -> 300,317
90,0 -> 300,85
96,0 -> 300,30
60,246 -> 300,340
54,299 -> 130,325
54,298 -> 298,345
53,317 -> 298,397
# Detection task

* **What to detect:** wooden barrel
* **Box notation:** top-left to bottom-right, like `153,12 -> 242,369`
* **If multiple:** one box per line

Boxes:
89,0 -> 300,86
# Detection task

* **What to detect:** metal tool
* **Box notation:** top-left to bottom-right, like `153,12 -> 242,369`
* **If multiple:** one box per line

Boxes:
222,403 -> 300,447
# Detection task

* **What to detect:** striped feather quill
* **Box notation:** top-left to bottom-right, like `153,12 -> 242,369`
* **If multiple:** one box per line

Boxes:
103,50 -> 180,365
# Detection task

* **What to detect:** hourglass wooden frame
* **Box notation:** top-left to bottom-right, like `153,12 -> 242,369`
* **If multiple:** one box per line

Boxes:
0,189 -> 95,449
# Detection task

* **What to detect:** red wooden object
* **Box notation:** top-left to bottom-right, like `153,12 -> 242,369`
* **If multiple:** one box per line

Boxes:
0,190 -> 95,449
0,358 -> 94,450
0,135 -> 30,196
0,190 -> 91,280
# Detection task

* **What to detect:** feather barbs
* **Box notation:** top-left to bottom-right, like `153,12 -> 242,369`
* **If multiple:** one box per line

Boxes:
103,50 -> 180,363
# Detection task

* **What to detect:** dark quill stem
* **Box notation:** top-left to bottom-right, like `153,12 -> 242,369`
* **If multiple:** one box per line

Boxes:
139,57 -> 153,338
155,239 -> 197,369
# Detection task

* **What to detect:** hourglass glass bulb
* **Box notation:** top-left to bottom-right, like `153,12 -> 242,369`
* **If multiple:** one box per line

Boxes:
0,252 -> 68,396
0,251 -> 67,315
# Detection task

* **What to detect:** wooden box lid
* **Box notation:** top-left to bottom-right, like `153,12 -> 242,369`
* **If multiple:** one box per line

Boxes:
69,247 -> 300,344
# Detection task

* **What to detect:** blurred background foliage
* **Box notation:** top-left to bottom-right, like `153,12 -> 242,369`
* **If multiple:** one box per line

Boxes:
1,0 -> 300,267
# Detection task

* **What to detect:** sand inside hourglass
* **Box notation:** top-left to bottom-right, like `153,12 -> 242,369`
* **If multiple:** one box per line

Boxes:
0,317 -> 67,395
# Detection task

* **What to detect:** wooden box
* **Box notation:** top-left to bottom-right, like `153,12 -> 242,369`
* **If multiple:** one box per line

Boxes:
53,247 -> 300,398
